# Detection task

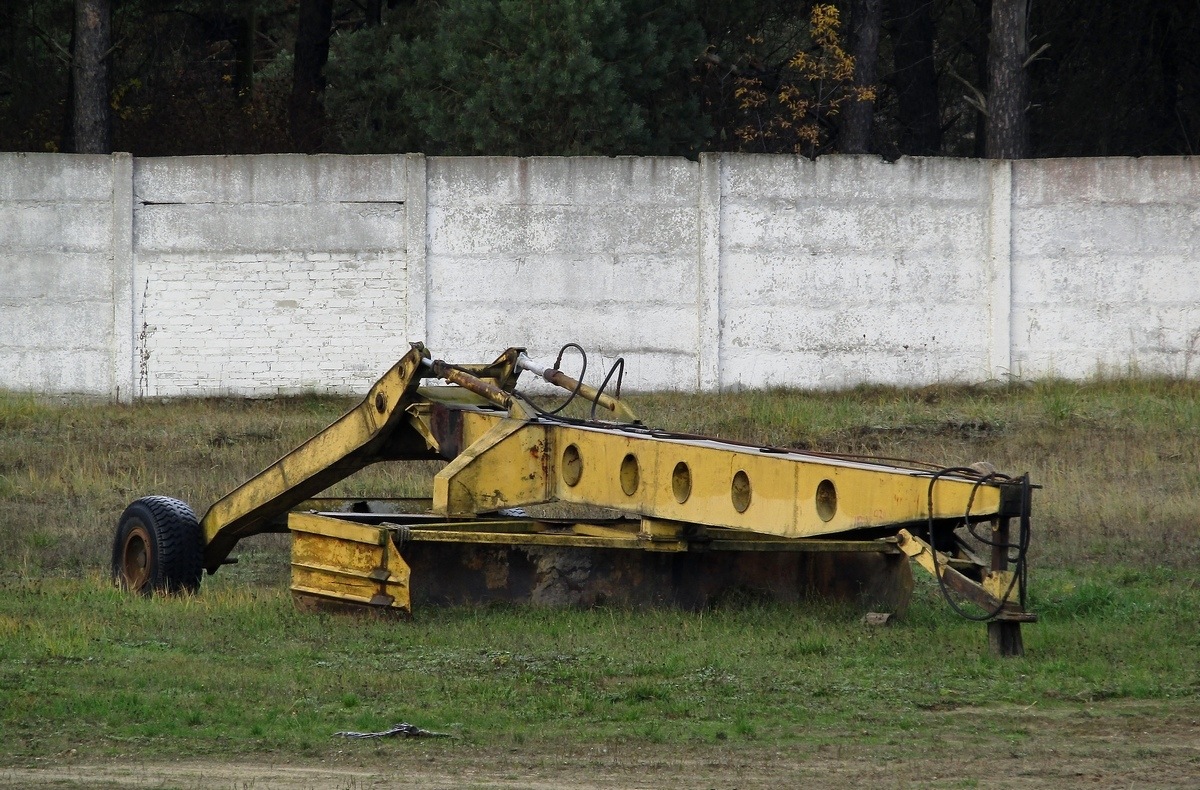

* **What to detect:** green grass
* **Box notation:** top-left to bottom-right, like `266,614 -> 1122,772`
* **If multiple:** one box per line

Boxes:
2,379 -> 1200,760
1,567 -> 1196,759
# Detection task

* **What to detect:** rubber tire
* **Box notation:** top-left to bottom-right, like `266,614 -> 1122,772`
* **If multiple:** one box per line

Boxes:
112,496 -> 204,594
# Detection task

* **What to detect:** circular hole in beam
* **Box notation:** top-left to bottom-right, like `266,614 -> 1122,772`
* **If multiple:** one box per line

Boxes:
815,479 -> 838,522
672,461 -> 692,503
620,454 -> 640,496
562,444 -> 583,487
731,470 -> 751,513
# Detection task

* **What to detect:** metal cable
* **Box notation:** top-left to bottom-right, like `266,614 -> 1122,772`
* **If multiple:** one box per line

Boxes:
589,357 -> 625,421
535,343 -> 588,416
926,468 -> 1032,622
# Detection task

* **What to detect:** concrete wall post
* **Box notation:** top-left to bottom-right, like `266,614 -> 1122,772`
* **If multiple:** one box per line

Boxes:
697,152 -> 722,391
987,159 -> 1013,380
404,153 -> 428,345
111,152 -> 135,403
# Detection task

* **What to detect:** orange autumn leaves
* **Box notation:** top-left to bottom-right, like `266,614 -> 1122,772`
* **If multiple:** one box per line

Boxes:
732,4 -> 874,154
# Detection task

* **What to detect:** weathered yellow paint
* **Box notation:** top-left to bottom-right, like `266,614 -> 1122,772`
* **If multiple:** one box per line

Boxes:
570,522 -> 641,541
433,418 -> 550,515
982,569 -> 1018,603
180,345 -> 1031,633
200,345 -> 432,571
896,528 -> 947,577
289,512 -> 410,612
895,528 -> 1021,615
636,518 -> 688,552
434,419 -> 1003,538
638,517 -> 684,541
704,537 -> 901,553
397,529 -> 649,550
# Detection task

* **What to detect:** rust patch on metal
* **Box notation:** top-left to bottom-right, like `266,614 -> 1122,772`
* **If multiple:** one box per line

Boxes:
430,360 -> 513,409
402,543 -> 913,613
429,402 -> 464,460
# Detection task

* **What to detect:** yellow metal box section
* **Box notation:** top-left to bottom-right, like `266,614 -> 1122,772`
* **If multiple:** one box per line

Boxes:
435,418 -> 1002,538
434,418 -> 550,515
289,512 -> 411,612
553,426 -> 1002,537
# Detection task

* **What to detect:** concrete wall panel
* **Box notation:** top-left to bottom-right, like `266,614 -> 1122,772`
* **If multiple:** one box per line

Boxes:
133,155 -> 407,204
1011,157 -> 1200,378
130,156 -> 411,397
136,251 -> 409,397
1,202 -> 114,253
0,155 -> 120,394
427,156 -> 696,207
425,157 -> 701,388
722,154 -> 989,202
0,153 -> 115,201
3,152 -> 1199,398
135,203 -> 406,254
3,253 -> 114,301
1014,156 -> 1200,206
0,349 -> 114,394
719,155 -> 993,388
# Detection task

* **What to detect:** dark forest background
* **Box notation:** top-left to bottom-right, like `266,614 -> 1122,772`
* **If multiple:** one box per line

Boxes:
2,0 -> 1197,160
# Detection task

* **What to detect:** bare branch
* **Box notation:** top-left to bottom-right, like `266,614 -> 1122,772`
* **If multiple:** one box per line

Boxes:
1023,42 -> 1050,68
31,22 -> 72,64
948,64 -> 987,116
101,36 -> 127,61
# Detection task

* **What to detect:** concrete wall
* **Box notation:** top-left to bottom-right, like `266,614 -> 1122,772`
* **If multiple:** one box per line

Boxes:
425,157 -> 701,391
2,152 -> 1198,400
131,155 -> 416,396
1011,157 -> 1200,378
0,153 -> 131,397
717,155 -> 1001,389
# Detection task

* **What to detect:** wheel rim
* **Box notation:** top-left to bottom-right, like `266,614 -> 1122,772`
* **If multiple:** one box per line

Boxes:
121,525 -> 153,591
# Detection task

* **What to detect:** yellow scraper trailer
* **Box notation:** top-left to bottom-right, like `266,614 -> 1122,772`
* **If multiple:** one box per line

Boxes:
112,344 -> 1036,655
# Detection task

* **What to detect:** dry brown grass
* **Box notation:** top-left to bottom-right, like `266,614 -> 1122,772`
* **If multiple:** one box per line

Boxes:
2,377 -> 1198,577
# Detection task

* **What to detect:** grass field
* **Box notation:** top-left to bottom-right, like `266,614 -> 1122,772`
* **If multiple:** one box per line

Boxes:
2,380 -> 1199,786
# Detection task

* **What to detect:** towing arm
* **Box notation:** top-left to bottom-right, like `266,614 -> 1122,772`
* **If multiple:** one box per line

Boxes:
198,344 -> 435,572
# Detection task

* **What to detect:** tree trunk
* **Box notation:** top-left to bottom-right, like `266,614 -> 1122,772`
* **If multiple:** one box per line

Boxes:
887,0 -> 941,156
972,0 -> 991,158
289,0 -> 334,152
986,0 -> 1029,158
366,0 -> 383,26
62,14 -> 78,153
236,5 -> 257,105
72,0 -> 111,154
841,0 -> 883,154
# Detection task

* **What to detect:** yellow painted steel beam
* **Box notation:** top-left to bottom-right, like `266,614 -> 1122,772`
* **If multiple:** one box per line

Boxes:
397,528 -> 651,550
200,345 -> 434,572
552,425 -> 1005,537
433,417 -> 550,515
704,535 -> 902,553
374,517 -> 903,554
433,417 -> 1008,540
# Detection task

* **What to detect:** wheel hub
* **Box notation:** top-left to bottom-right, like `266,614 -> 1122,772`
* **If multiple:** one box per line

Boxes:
121,525 -> 152,591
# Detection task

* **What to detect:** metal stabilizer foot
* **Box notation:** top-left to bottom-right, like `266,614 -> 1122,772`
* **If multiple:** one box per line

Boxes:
988,619 -> 1025,657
